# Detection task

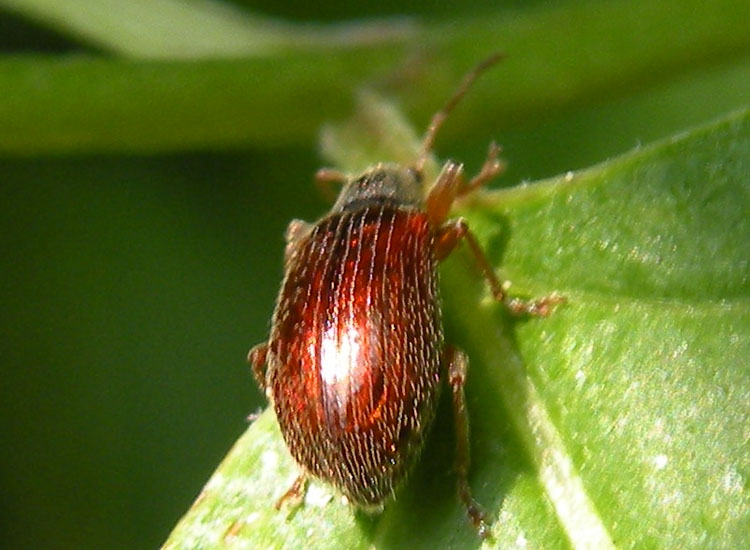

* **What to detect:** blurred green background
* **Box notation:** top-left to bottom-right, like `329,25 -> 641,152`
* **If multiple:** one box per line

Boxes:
0,1 -> 748,549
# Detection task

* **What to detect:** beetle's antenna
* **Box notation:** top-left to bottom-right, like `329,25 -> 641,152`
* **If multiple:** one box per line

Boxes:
414,53 -> 503,173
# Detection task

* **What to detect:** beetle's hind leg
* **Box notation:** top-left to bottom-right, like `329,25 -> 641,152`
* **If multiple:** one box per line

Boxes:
443,346 -> 491,539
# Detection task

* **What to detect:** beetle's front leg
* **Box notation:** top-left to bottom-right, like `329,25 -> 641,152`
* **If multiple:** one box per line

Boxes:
284,219 -> 313,265
314,167 -> 348,202
425,143 -> 505,227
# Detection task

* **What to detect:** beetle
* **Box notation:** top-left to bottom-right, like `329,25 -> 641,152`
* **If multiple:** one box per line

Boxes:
248,54 -> 561,537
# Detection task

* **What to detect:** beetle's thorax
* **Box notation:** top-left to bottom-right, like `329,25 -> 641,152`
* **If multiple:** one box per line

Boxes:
331,163 -> 423,213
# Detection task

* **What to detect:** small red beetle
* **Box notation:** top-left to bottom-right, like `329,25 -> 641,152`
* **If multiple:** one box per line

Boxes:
249,54 -> 561,537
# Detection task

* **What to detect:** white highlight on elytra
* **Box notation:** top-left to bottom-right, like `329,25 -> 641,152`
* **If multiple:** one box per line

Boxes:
320,324 -> 361,387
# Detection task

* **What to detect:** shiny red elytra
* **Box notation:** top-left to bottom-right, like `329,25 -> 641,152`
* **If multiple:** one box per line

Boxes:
249,54 -> 560,538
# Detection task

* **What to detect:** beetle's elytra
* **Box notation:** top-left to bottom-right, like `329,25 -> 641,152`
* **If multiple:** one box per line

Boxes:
249,54 -> 561,538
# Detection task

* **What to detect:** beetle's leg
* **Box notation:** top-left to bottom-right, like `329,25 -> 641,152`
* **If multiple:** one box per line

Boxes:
458,142 -> 506,197
275,473 -> 308,510
284,219 -> 313,264
248,344 -> 308,509
428,143 -> 562,315
425,143 -> 564,317
425,160 -> 463,227
434,219 -> 564,316
247,342 -> 268,391
444,346 -> 490,539
426,143 -> 505,227
315,168 -> 348,202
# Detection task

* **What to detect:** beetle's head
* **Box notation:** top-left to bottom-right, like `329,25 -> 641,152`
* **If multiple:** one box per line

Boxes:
329,54 -> 502,216
331,163 -> 423,213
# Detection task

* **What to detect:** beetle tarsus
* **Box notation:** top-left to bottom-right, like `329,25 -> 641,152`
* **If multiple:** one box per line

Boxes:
460,142 -> 506,197
275,473 -> 308,511
461,487 -> 491,540
505,293 -> 567,317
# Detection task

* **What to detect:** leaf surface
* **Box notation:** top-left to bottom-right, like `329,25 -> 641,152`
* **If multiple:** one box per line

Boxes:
163,107 -> 750,549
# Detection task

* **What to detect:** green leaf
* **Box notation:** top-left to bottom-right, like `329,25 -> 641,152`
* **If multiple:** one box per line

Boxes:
0,0 -> 414,58
162,101 -> 750,548
1,0 -> 749,155
442,108 -> 750,548
0,52 -> 403,154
